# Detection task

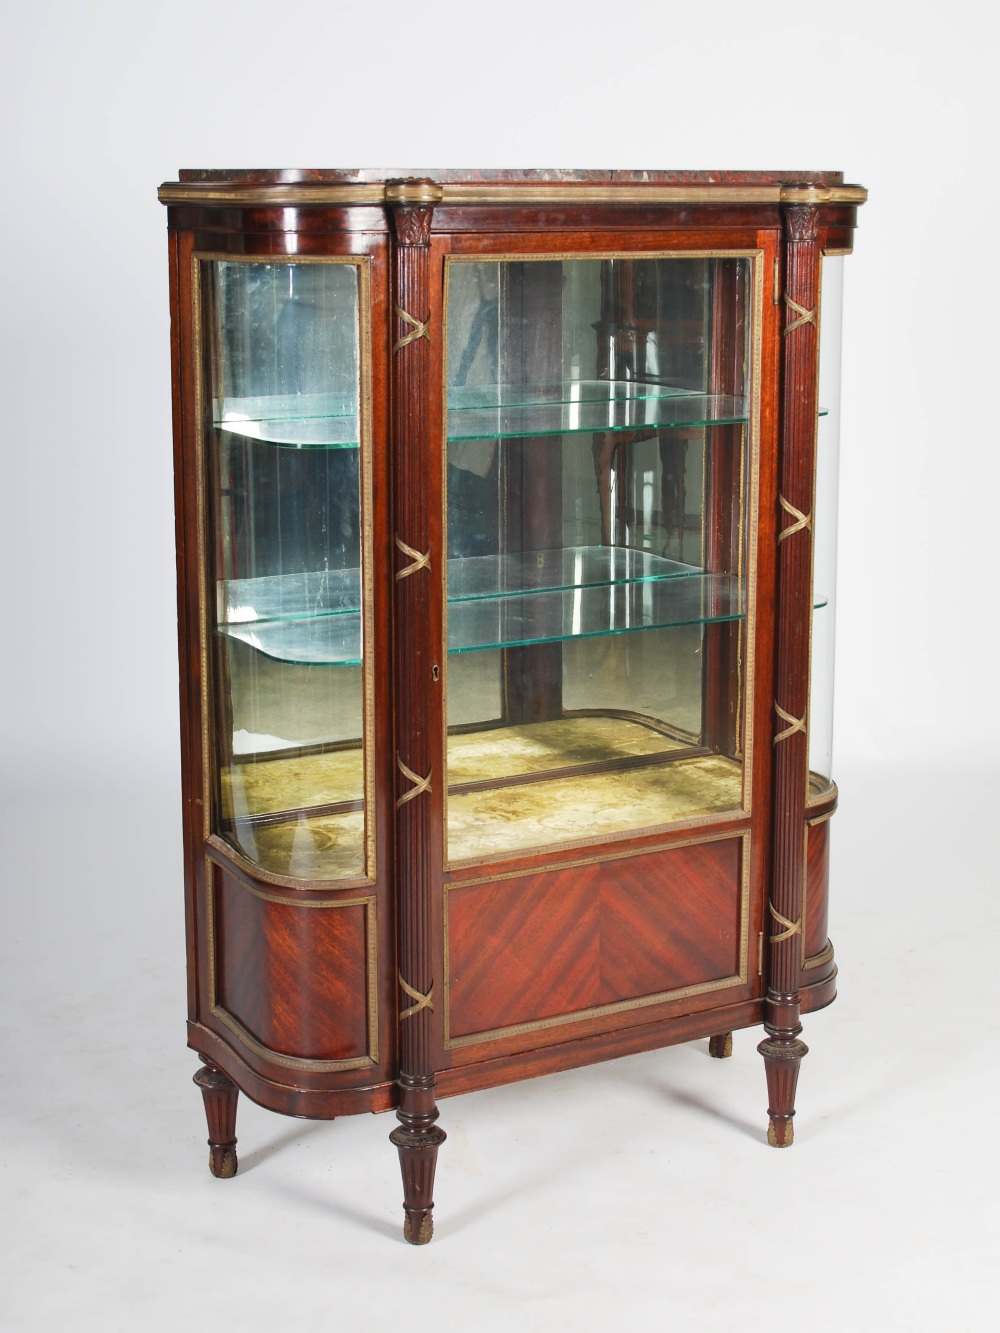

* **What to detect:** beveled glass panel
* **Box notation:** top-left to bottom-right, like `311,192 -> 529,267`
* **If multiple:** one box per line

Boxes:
444,255 -> 753,861
204,259 -> 367,879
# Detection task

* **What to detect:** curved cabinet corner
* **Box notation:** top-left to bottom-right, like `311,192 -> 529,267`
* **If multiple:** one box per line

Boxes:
194,848 -> 395,1115
800,780 -> 838,1011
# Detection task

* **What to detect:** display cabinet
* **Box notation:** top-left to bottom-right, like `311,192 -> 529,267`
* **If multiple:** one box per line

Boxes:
159,169 -> 865,1243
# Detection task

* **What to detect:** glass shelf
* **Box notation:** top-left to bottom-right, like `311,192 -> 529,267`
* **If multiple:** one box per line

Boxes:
220,613 -> 364,667
216,393 -> 359,449
219,570 -> 741,666
216,546 -> 743,665
448,573 -> 742,654
223,567 -> 361,624
449,546 -> 698,601
220,547 -> 699,628
447,380 -> 747,443
218,547 -> 825,666
214,382 -> 755,450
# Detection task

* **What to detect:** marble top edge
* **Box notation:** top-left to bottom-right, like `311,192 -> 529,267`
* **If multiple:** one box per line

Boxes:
173,168 -> 848,186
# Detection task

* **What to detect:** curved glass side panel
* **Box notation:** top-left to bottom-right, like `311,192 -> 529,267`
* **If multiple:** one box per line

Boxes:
202,259 -> 368,879
809,256 -> 843,796
444,255 -> 755,862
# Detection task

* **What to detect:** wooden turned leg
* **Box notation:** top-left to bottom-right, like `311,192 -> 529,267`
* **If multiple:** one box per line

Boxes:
389,1074 -> 446,1245
193,1060 -> 239,1178
757,1035 -> 808,1147
708,1032 -> 733,1059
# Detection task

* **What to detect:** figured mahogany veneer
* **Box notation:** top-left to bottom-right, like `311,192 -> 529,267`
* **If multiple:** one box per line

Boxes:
160,167 -> 864,1243
447,838 -> 744,1044
804,782 -> 838,974
805,817 -> 832,959
212,869 -> 373,1065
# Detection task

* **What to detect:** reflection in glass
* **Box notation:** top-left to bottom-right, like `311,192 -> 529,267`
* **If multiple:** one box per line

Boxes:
205,260 -> 367,879
444,256 -> 753,861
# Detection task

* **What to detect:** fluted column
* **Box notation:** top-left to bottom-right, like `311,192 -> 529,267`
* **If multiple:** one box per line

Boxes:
758,199 -> 822,1147
386,180 -> 447,1244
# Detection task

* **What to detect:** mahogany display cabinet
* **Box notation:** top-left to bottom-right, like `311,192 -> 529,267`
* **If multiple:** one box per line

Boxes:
158,169 -> 866,1243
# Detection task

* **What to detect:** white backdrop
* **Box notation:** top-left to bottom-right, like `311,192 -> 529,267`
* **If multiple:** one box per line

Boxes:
2,0 -> 996,779
2,4 -> 998,1330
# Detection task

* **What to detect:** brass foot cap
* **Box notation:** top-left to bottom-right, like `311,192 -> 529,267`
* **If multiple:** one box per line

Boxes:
403,1213 -> 433,1245
209,1147 -> 238,1178
767,1118 -> 794,1149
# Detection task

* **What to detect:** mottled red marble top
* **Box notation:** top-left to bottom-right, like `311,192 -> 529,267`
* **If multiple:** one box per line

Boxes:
175,168 -> 846,186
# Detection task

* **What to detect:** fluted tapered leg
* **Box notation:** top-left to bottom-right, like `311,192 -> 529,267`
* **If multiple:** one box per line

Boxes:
389,1074 -> 446,1245
193,1060 -> 239,1178
758,1035 -> 808,1146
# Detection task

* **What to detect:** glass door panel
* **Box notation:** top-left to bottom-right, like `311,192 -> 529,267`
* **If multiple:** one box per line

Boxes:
809,255 -> 844,797
444,255 -> 753,862
203,258 -> 369,880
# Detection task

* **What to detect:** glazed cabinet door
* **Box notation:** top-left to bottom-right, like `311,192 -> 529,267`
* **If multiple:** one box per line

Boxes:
205,257 -> 373,879
433,239 -> 776,1072
800,251 -> 845,979
183,241 -> 395,1112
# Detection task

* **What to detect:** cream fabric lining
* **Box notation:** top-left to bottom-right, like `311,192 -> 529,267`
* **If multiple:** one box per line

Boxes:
447,751 -> 741,860
219,716 -> 742,876
239,811 -> 367,881
221,747 -> 364,879
447,715 -> 685,783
